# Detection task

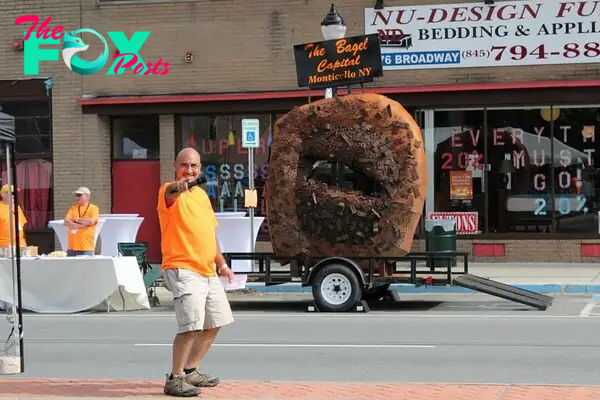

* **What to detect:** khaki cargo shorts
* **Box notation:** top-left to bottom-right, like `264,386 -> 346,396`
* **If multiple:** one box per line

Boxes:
162,268 -> 234,333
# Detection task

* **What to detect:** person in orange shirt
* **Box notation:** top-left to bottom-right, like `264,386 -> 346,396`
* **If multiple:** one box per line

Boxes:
63,187 -> 99,257
0,184 -> 27,248
158,147 -> 234,397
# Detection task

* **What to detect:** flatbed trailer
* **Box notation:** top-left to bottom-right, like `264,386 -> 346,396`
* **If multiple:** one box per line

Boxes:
223,251 -> 554,312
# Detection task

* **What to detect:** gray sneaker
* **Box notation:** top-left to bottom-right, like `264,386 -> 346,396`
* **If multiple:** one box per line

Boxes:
185,368 -> 220,387
164,373 -> 202,397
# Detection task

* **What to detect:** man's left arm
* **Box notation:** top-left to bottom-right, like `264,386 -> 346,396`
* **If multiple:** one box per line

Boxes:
78,206 -> 99,226
215,242 -> 234,281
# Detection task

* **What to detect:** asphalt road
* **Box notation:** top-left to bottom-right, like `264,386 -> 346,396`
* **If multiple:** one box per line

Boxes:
2,293 -> 600,385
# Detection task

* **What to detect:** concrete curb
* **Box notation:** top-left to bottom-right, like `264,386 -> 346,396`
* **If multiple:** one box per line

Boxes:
246,283 -> 600,294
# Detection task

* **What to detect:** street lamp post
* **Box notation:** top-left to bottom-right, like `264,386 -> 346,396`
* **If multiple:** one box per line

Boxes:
320,3 -> 347,98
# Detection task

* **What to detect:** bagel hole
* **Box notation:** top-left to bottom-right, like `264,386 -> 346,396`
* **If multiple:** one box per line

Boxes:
309,159 -> 382,197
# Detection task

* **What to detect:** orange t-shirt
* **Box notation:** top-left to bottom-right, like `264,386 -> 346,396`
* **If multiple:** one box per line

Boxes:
65,203 -> 99,252
157,182 -> 218,277
0,203 -> 27,247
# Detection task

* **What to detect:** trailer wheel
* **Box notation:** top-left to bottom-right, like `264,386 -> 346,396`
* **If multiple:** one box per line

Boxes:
312,263 -> 362,312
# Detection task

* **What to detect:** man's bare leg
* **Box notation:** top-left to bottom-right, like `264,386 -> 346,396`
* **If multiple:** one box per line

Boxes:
164,331 -> 202,397
172,331 -> 199,375
185,327 -> 220,369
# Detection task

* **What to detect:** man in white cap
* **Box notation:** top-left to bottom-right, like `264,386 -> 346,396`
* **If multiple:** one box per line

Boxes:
63,187 -> 99,256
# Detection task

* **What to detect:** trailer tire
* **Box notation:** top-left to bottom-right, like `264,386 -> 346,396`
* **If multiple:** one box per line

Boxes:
312,263 -> 362,312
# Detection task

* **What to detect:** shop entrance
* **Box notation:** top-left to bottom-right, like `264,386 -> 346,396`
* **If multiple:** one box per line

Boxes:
415,109 -> 436,220
112,161 -> 162,263
110,115 -> 161,263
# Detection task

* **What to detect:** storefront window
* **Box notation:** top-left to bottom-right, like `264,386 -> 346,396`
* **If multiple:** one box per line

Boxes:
552,107 -> 599,234
0,159 -> 53,231
0,100 -> 53,232
112,116 -> 160,160
486,108 -> 552,233
179,114 -> 272,214
432,106 -> 600,236
0,101 -> 51,156
434,110 -> 485,233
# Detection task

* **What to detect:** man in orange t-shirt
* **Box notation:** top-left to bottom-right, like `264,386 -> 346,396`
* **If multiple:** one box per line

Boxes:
0,184 -> 27,248
63,186 -> 99,256
158,147 -> 234,398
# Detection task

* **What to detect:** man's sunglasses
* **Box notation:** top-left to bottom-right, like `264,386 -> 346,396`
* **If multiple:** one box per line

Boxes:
75,194 -> 82,197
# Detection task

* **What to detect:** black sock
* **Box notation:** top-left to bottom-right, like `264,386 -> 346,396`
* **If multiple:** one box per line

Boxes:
184,367 -> 196,374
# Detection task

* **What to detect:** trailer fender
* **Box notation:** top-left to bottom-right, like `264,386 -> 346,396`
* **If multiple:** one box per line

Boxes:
306,257 -> 366,287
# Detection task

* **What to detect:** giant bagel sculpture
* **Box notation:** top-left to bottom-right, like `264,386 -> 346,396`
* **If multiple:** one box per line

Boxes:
266,93 -> 427,260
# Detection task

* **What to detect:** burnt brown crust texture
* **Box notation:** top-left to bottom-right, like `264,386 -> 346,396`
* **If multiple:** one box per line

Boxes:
266,93 -> 427,258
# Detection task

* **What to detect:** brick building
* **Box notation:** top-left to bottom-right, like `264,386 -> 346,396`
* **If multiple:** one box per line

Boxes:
0,0 -> 599,262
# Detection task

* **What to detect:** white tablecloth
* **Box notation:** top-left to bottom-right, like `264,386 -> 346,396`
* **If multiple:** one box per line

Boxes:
215,212 -> 246,218
99,217 -> 144,257
0,256 -> 150,314
48,219 -> 106,252
216,216 -> 264,273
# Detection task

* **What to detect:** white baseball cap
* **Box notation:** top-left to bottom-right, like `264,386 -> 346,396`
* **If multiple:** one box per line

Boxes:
73,186 -> 91,196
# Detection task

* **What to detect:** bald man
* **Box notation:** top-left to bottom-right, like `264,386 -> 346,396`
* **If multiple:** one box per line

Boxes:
158,147 -> 235,397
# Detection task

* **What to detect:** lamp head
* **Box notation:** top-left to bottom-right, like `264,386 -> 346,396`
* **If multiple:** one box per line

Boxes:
321,3 -> 347,40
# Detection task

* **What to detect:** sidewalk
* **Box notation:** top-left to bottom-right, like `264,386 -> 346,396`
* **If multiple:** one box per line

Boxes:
243,262 -> 600,294
1,378 -> 599,400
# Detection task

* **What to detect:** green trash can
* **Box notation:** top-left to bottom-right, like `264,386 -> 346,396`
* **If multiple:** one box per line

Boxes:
425,219 -> 457,269
117,242 -> 159,288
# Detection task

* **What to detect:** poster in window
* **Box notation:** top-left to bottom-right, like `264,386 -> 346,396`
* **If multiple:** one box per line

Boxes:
450,170 -> 473,200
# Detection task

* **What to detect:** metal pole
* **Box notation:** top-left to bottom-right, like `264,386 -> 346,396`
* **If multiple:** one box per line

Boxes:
10,143 -> 24,373
249,148 -> 255,253
6,143 -> 24,372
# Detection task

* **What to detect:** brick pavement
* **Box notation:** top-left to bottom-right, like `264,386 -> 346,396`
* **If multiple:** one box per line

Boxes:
0,379 -> 600,400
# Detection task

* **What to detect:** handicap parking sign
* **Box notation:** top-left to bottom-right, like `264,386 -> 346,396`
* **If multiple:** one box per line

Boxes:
242,119 -> 260,148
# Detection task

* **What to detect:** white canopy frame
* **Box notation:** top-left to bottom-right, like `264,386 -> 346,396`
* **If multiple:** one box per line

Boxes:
0,110 -> 24,375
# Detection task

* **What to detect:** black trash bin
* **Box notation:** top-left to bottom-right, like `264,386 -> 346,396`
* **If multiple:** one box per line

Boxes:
425,219 -> 457,269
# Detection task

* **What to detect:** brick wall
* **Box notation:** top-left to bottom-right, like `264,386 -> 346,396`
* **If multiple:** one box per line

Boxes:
75,0 -> 599,96
159,114 -> 175,184
0,0 -> 87,238
3,0 -> 591,99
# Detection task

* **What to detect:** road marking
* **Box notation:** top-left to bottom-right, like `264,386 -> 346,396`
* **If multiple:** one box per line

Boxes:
23,313 -> 587,319
134,343 -> 437,349
578,302 -> 596,317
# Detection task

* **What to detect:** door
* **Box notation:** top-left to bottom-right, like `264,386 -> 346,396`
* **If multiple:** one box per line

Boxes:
413,109 -> 427,236
417,109 -> 436,219
112,161 -> 162,262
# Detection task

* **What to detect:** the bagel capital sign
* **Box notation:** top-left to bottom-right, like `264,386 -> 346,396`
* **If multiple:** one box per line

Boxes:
293,33 -> 383,89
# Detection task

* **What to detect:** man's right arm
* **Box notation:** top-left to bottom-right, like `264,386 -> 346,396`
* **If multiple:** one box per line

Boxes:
63,209 -> 77,228
64,219 -> 83,229
164,179 -> 189,207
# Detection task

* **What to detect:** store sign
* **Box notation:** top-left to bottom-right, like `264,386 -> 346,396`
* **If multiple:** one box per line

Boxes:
293,34 -> 383,89
427,212 -> 479,235
364,0 -> 600,70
